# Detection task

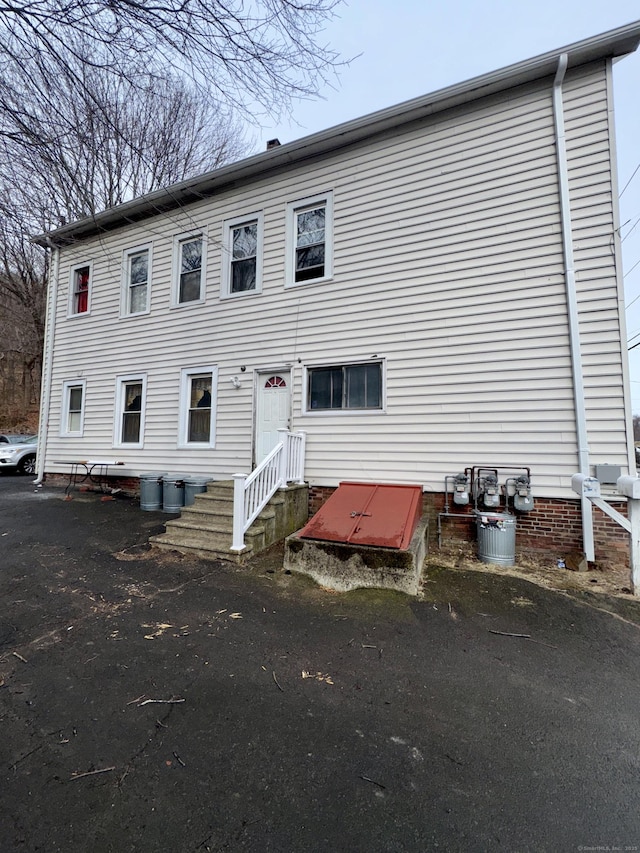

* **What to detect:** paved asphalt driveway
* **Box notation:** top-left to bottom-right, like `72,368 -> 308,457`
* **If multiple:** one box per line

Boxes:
1,474 -> 639,852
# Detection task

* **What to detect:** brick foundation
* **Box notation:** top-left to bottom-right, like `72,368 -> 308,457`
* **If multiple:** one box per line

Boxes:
308,485 -> 629,568
45,472 -> 140,497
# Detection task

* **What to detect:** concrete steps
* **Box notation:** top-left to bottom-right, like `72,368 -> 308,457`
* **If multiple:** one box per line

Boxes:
150,479 -> 308,564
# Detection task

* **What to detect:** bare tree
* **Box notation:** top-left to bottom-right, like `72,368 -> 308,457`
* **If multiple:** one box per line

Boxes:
0,52 -> 251,423
0,0 -> 344,122
0,2 -> 345,424
1,49 -> 250,223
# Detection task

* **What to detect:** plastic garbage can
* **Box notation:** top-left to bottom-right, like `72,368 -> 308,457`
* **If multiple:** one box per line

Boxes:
139,472 -> 168,511
184,475 -> 211,506
476,512 -> 516,566
163,475 -> 188,513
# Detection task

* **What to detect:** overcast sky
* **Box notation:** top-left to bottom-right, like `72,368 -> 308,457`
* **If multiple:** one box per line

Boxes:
255,0 -> 640,412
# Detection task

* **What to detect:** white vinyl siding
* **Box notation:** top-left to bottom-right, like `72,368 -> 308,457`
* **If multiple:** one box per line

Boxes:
563,61 -> 629,467
43,61 -> 630,497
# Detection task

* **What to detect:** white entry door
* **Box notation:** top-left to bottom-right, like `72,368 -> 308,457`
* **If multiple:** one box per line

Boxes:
255,371 -> 291,463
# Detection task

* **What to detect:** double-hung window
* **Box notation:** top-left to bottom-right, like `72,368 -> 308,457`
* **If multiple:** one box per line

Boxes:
123,246 -> 151,315
61,380 -> 86,436
175,234 -> 204,304
222,213 -> 263,297
286,192 -> 333,287
307,361 -> 383,411
179,366 -> 218,447
70,263 -> 91,315
114,374 -> 147,447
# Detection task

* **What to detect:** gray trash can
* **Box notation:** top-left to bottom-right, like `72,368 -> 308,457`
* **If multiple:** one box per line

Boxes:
184,475 -> 211,506
163,475 -> 188,513
139,472 -> 168,511
476,512 -> 516,566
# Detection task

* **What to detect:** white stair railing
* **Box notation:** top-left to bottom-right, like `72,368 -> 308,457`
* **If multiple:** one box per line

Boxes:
231,430 -> 306,553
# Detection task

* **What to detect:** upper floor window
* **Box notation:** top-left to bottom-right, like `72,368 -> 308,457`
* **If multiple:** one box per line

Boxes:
178,366 -> 218,447
307,361 -> 383,412
61,379 -> 86,436
286,192 -> 333,287
114,374 -> 147,448
175,234 -> 204,305
222,213 -> 263,298
70,263 -> 91,315
123,245 -> 151,316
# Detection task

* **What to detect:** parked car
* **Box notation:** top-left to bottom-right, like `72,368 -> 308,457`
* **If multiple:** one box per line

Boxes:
0,434 -> 29,444
0,435 -> 37,475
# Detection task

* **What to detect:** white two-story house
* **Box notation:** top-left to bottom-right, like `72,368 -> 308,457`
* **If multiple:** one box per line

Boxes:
35,21 -> 640,565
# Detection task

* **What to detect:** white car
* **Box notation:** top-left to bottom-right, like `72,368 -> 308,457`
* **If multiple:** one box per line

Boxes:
0,435 -> 37,475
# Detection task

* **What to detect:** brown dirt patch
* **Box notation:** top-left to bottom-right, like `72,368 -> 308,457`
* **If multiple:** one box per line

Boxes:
425,541 -> 634,600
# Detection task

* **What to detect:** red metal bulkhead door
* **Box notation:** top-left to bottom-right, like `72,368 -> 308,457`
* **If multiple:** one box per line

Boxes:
299,482 -> 422,550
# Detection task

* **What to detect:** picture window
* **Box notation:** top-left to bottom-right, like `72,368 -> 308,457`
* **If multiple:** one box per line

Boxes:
307,362 -> 382,411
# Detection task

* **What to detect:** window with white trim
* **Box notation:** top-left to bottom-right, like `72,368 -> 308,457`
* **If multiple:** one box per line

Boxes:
122,246 -> 151,315
61,379 -> 86,436
307,361 -> 383,411
286,192 -> 333,286
69,263 -> 91,315
179,366 -> 218,447
222,213 -> 263,297
114,374 -> 147,447
175,234 -> 204,304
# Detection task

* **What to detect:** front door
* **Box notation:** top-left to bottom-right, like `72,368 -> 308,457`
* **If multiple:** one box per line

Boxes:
255,371 -> 291,463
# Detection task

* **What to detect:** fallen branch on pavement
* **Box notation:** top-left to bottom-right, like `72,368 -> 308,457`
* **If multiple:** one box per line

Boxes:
489,630 -> 531,638
70,766 -> 115,780
489,629 -> 557,649
360,775 -> 386,789
136,697 -> 185,707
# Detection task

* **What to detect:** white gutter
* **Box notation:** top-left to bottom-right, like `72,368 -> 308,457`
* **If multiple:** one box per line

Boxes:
552,54 -> 594,562
34,243 -> 59,484
33,20 -> 640,249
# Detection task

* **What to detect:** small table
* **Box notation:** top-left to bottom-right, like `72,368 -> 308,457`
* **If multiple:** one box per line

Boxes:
57,460 -> 125,495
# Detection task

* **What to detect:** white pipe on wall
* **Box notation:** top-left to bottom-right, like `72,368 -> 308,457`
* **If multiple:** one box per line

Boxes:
33,243 -> 59,485
552,53 -> 594,562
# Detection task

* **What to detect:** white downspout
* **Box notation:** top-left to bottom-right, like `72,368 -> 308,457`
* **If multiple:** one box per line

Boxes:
34,241 -> 59,485
553,54 -> 594,562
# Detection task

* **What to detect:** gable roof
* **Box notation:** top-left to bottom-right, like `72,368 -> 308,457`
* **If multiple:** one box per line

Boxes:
34,20 -> 640,248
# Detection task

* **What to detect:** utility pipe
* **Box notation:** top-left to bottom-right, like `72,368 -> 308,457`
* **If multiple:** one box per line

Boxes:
552,54 -> 594,561
33,241 -> 59,485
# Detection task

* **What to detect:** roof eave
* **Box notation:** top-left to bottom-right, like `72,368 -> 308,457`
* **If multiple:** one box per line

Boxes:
33,19 -> 640,248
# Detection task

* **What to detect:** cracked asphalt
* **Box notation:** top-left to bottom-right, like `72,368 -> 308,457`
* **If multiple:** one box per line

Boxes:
1,474 -> 640,852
